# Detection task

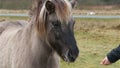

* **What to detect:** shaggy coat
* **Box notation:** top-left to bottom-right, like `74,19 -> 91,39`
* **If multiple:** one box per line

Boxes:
0,0 -> 79,68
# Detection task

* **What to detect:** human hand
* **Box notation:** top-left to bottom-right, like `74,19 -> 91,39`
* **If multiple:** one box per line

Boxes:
100,56 -> 111,65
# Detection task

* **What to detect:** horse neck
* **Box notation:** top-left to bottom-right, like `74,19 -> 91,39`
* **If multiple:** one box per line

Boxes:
22,22 -> 60,68
22,21 -> 52,55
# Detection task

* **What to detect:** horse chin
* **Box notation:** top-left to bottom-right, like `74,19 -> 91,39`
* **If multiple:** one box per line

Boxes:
62,52 -> 70,62
62,56 -> 70,62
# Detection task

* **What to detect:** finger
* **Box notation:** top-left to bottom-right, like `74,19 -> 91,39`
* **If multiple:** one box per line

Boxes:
100,59 -> 105,65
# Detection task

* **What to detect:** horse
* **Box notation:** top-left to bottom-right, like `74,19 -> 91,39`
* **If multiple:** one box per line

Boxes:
0,0 -> 79,68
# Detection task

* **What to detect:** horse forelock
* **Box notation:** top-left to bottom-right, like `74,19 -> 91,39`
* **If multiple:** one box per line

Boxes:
54,0 -> 72,23
38,0 -> 72,23
35,0 -> 72,37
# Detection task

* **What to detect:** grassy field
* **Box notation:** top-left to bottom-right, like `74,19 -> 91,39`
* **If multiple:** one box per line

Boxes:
0,16 -> 28,22
61,18 -> 120,68
0,16 -> 120,68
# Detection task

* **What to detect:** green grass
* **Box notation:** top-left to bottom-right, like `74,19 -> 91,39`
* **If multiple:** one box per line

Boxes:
1,16 -> 120,68
60,29 -> 120,68
75,18 -> 120,31
61,18 -> 120,68
0,16 -> 28,21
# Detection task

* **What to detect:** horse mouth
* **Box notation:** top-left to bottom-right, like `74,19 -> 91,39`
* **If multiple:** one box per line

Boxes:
61,50 -> 76,62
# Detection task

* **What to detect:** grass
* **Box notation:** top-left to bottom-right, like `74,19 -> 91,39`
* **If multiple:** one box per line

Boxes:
62,18 -> 120,68
0,16 -> 28,21
61,29 -> 120,68
75,18 -> 120,30
1,16 -> 120,68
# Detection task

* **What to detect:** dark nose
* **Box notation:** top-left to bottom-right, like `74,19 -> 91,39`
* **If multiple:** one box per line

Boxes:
68,48 -> 79,62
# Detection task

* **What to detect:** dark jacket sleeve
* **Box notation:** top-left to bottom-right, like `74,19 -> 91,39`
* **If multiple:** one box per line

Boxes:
107,45 -> 120,63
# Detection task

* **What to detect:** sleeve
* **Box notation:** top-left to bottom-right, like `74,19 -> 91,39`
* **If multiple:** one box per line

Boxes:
107,45 -> 120,63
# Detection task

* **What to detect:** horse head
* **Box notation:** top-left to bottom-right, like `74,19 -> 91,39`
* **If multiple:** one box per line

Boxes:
36,0 -> 79,62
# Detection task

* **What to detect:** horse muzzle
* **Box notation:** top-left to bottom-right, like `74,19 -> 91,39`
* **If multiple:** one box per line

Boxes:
63,48 -> 79,62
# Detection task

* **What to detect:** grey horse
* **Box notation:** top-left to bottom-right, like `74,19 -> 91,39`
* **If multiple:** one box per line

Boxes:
0,0 -> 79,68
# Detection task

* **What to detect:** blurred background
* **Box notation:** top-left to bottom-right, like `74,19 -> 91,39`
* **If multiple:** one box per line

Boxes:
0,0 -> 120,9
0,0 -> 120,15
0,0 -> 120,68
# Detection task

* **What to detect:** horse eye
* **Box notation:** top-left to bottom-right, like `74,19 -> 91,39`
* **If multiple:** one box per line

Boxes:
52,21 -> 61,27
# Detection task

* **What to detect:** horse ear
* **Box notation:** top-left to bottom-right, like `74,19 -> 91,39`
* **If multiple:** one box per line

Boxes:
70,0 -> 77,8
45,1 -> 55,14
